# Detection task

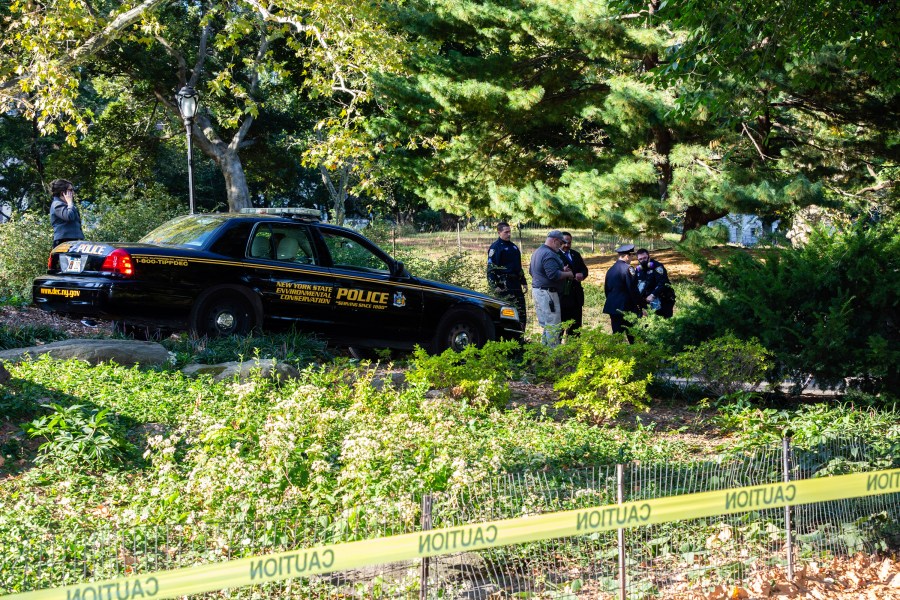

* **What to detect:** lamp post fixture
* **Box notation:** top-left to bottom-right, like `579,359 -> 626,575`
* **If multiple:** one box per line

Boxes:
175,85 -> 200,214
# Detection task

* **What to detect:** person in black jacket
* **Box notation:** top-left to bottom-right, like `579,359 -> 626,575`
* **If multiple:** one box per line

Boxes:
602,244 -> 643,342
49,179 -> 84,247
558,232 -> 588,334
487,222 -> 527,328
635,248 -> 676,318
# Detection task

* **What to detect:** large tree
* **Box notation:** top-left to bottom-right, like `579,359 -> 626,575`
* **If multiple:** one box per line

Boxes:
371,0 -> 894,234
1,0 -> 404,212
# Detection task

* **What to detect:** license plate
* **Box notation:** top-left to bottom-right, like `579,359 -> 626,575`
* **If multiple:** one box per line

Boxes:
63,256 -> 84,273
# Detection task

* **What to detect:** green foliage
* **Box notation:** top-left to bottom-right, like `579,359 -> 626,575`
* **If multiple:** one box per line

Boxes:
0,324 -> 68,350
397,250 -> 489,294
405,341 -> 519,409
710,399 -> 900,453
675,219 -> 900,392
522,327 -> 664,385
674,334 -> 772,397
3,355 -> 680,534
0,212 -> 52,301
555,355 -> 651,424
161,330 -> 330,368
86,188 -> 182,243
520,328 -> 660,422
23,403 -> 131,470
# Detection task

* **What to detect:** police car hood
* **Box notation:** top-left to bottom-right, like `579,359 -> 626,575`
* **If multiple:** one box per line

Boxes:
410,276 -> 506,307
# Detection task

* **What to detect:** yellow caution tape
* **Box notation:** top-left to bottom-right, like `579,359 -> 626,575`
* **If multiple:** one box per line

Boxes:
5,468 -> 900,600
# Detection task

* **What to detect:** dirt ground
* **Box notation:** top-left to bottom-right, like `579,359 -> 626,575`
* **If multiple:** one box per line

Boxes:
584,247 -> 706,282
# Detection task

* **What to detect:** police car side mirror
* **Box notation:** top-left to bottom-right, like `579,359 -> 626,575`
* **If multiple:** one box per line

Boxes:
391,260 -> 407,278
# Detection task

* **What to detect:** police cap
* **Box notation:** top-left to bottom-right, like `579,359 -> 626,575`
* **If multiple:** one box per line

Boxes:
615,243 -> 635,254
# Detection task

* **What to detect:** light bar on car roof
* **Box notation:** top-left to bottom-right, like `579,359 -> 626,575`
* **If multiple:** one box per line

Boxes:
239,207 -> 321,219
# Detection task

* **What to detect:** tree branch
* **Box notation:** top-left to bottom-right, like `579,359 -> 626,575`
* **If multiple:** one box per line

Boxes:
1,0 -> 170,94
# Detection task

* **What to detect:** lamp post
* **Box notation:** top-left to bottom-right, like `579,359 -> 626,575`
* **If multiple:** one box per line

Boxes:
175,85 -> 200,214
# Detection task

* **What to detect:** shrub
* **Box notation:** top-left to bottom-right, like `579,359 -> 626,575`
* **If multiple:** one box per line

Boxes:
23,403 -> 131,470
675,218 -> 900,393
674,334 -> 772,397
0,212 -> 52,302
405,340 -> 519,409
555,354 -> 651,424
519,327 -> 659,423
521,326 -> 664,384
87,186 -> 182,242
396,250 -> 489,294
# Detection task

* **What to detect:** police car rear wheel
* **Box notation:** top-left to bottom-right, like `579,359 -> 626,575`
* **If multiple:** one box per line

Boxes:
194,294 -> 254,337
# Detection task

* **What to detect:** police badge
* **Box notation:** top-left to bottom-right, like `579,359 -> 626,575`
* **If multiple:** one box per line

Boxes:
393,291 -> 406,308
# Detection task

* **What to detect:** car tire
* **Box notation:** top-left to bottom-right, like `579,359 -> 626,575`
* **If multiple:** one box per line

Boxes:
191,292 -> 256,338
433,309 -> 493,353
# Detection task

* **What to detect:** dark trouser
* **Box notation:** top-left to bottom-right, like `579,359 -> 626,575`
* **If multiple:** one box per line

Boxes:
508,288 -> 527,330
53,237 -> 80,248
496,285 -> 527,330
608,311 -> 637,344
560,300 -> 583,334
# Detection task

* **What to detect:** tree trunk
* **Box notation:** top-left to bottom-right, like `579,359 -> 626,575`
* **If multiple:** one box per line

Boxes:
218,150 -> 252,212
681,205 -> 730,240
186,112 -> 253,212
319,163 -> 350,225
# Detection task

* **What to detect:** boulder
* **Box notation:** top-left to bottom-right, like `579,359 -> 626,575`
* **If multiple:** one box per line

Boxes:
0,339 -> 169,367
181,358 -> 300,382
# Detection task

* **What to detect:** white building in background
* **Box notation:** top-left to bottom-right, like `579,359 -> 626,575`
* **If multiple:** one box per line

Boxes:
708,214 -> 780,246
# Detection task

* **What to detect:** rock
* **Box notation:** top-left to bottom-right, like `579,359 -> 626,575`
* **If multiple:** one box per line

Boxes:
0,339 -> 169,367
180,359 -> 300,382
372,371 -> 406,391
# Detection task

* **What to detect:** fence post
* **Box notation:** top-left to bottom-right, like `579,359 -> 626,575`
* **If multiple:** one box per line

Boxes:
617,464 -> 626,600
782,437 -> 794,581
591,230 -> 595,253
457,221 -> 462,253
420,493 -> 433,600
392,224 -> 397,254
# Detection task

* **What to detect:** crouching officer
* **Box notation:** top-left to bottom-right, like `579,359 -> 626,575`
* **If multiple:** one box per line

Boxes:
635,248 -> 676,318
487,221 -> 527,328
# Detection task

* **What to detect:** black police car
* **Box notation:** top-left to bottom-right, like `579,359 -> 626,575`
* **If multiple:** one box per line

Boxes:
33,209 -> 523,352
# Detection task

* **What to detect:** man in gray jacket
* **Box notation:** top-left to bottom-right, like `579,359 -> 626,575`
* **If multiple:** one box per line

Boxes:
49,179 -> 84,248
529,230 -> 575,346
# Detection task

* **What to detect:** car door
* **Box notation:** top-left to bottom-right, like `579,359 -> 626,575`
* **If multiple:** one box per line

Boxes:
245,222 -> 336,331
318,228 -> 424,343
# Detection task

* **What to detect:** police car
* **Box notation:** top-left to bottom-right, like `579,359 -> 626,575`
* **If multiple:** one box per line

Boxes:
33,209 -> 523,352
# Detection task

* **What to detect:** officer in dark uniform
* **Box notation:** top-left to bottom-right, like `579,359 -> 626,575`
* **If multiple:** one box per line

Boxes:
635,248 -> 676,318
487,222 -> 527,328
602,243 -> 643,342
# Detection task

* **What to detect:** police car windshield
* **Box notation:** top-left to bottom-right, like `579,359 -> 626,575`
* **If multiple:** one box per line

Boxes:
140,215 -> 226,247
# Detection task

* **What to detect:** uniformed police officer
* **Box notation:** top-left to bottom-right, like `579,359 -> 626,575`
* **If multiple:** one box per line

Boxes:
635,248 -> 676,318
487,222 -> 527,328
602,244 -> 643,342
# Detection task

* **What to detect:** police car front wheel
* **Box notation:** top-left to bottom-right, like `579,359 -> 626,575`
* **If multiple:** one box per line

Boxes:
435,309 -> 493,353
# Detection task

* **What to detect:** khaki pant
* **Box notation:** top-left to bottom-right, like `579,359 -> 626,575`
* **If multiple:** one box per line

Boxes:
532,288 -> 562,347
